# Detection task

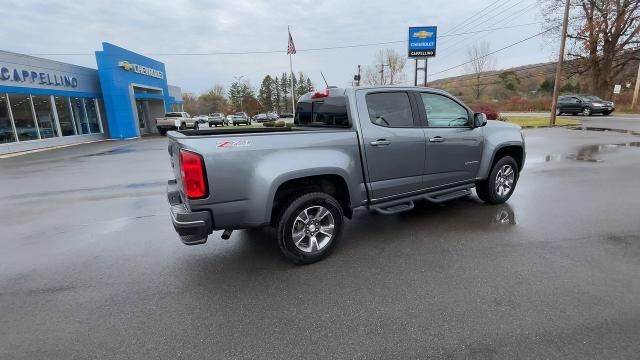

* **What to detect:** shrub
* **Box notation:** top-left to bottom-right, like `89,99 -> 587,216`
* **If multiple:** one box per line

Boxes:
285,123 -> 293,128
263,121 -> 275,127
470,104 -> 499,120
274,121 -> 285,128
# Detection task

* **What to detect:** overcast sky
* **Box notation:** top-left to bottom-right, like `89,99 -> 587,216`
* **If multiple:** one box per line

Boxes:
3,0 -> 555,94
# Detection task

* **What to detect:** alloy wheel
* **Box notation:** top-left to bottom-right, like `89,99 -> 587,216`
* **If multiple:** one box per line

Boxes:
495,164 -> 515,198
291,206 -> 335,253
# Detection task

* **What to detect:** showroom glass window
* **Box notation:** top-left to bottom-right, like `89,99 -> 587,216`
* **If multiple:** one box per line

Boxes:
32,95 -> 58,138
9,94 -> 39,141
0,93 -> 16,144
71,97 -> 89,134
55,96 -> 76,136
85,98 -> 101,133
97,98 -> 107,131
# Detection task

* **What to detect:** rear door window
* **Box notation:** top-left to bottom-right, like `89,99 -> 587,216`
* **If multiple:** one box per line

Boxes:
365,92 -> 414,128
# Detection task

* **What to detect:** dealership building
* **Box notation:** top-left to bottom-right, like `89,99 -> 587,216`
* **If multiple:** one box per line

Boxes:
0,42 -> 183,155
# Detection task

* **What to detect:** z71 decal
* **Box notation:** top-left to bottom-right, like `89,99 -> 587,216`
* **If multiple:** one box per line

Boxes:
216,140 -> 252,148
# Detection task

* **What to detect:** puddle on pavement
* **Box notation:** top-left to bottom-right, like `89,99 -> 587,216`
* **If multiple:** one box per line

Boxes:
545,142 -> 640,163
568,126 -> 640,136
83,147 -> 136,157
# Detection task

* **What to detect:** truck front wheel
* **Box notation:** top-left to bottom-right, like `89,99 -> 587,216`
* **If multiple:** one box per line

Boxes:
276,192 -> 344,265
475,156 -> 519,204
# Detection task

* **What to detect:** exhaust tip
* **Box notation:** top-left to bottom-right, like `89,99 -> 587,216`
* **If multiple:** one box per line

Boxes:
221,229 -> 233,240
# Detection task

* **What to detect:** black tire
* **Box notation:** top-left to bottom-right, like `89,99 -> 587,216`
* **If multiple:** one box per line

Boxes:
179,123 -> 186,130
194,122 -> 199,130
475,156 -> 519,204
581,107 -> 592,116
159,128 -> 167,136
276,192 -> 344,265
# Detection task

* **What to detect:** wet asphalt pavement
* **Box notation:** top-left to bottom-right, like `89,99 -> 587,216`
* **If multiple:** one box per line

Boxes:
1,127 -> 640,359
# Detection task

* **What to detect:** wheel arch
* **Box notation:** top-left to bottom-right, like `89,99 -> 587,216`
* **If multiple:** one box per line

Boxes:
479,143 -> 525,180
269,173 -> 352,225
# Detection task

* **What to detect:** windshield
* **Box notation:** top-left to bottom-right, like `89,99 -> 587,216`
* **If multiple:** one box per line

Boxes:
295,96 -> 350,128
165,112 -> 184,117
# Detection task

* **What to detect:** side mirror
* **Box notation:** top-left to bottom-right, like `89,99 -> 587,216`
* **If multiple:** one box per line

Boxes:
474,112 -> 488,127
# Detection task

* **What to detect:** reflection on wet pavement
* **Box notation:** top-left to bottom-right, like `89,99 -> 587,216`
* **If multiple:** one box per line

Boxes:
544,142 -> 640,163
569,126 -> 640,136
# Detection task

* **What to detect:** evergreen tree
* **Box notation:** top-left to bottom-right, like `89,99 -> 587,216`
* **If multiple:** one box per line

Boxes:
280,73 -> 289,112
305,77 -> 314,93
258,75 -> 274,112
272,76 -> 281,114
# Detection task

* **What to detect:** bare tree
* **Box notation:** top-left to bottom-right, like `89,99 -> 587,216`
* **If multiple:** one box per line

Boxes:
363,49 -> 407,85
542,0 -> 640,99
212,83 -> 225,97
465,41 -> 496,100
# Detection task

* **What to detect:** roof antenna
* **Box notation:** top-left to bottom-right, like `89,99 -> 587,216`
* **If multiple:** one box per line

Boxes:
320,71 -> 329,88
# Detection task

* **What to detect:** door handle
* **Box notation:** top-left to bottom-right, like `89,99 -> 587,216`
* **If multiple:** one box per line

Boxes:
370,139 -> 391,146
429,136 -> 445,143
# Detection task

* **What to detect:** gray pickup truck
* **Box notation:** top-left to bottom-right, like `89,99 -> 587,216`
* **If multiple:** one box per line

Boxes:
166,86 -> 525,264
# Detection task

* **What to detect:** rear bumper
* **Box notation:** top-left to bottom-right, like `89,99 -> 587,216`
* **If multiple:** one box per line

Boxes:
167,180 -> 213,245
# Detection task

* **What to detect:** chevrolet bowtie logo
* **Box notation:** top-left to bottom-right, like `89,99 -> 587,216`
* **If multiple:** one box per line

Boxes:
118,60 -> 134,71
413,31 -> 433,39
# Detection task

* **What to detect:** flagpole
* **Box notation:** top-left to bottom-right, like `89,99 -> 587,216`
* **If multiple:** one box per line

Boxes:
288,26 -> 295,117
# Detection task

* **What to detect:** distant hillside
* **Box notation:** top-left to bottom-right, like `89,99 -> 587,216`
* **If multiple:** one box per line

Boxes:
428,56 -> 639,102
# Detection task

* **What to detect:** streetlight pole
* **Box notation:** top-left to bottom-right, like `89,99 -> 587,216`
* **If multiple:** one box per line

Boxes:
549,0 -> 571,126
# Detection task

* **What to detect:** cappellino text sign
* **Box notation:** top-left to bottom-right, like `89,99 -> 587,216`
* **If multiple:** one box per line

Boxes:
408,26 -> 437,58
0,65 -> 78,88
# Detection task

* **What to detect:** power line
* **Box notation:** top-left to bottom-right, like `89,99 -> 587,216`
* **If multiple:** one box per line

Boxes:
437,2 -> 538,56
26,22 -> 543,57
444,0 -> 507,35
444,0 -> 523,39
428,27 -> 558,77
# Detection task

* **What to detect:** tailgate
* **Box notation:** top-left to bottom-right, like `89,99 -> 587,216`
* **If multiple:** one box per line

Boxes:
167,136 -> 185,194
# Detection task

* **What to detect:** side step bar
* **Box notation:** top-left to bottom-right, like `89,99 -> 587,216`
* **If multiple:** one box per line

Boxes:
371,184 -> 473,215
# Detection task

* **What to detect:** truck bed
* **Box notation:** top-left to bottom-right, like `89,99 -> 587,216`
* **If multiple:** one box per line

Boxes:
176,127 -> 294,136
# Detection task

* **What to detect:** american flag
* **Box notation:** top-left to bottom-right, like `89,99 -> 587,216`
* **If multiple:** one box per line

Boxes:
287,28 -> 296,55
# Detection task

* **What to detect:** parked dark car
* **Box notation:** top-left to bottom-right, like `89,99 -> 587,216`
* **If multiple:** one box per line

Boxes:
253,113 -> 270,123
557,95 -> 615,116
279,113 -> 294,118
208,113 -> 225,127
230,115 -> 250,126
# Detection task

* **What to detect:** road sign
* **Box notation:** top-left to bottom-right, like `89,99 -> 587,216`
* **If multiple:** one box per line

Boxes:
613,84 -> 622,94
408,26 -> 437,58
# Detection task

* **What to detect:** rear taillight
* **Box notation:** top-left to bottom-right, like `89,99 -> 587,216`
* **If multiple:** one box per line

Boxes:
180,149 -> 208,199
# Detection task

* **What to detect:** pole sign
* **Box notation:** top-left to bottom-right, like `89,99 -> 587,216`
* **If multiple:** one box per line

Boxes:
408,26 -> 437,58
613,84 -> 622,94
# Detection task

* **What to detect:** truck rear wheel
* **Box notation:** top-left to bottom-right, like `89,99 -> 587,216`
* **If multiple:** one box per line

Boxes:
475,156 -> 519,204
276,192 -> 344,265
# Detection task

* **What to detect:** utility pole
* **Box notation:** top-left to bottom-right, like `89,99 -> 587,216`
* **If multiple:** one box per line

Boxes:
379,64 -> 386,84
354,65 -> 361,86
632,61 -> 640,110
549,0 -> 571,126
